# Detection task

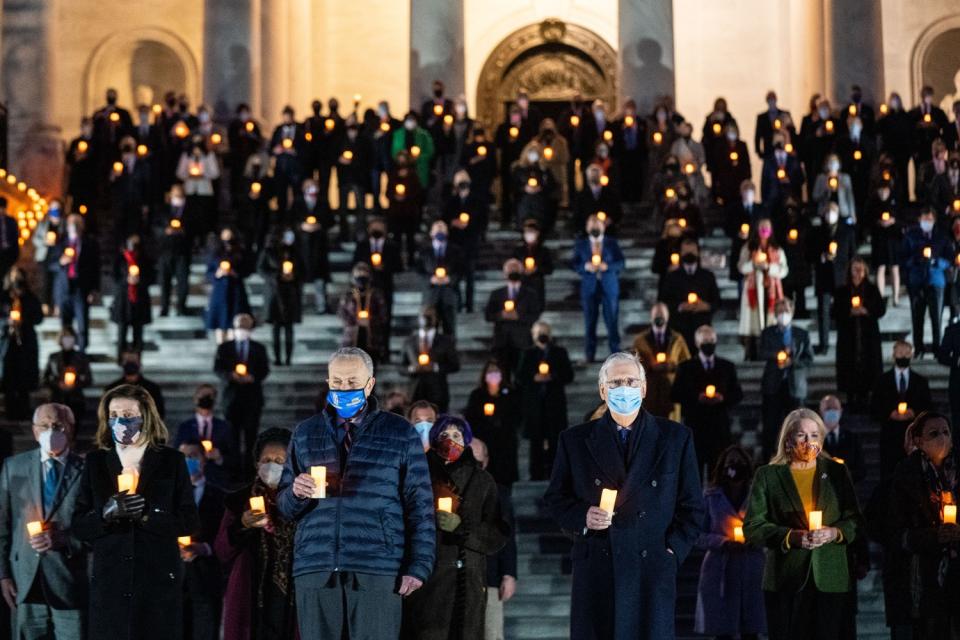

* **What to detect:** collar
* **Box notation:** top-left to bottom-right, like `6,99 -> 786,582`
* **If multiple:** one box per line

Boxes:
684,264 -> 697,275
895,366 -> 910,379
193,476 -> 206,492
418,327 -> 436,343
195,412 -> 212,424
40,447 -> 70,465
699,353 -> 715,368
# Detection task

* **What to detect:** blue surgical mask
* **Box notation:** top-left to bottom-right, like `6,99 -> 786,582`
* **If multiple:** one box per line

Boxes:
413,421 -> 432,447
823,410 -> 841,426
920,220 -> 934,233
326,387 -> 367,419
185,457 -> 203,477
606,386 -> 642,415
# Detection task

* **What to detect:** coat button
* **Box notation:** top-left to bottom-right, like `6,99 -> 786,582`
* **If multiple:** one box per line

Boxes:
594,479 -> 601,486
641,550 -> 647,558
651,480 -> 657,487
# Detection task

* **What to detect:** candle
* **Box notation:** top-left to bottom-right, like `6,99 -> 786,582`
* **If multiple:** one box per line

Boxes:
774,118 -> 782,130
113,161 -> 123,174
599,488 -> 617,514
137,144 -> 148,157
923,246 -> 932,259
311,466 -> 326,499
670,253 -> 680,266
9,309 -> 20,323
684,162 -> 696,175
282,138 -> 293,150
443,115 -> 453,126
570,115 -> 580,127
245,121 -> 255,133
603,130 -> 613,142
705,385 -> 716,399
357,309 -> 370,320
306,215 -> 317,225
26,521 -> 42,537
353,93 -> 362,103
77,140 -> 88,153
434,267 -> 447,279
652,131 -> 663,144
250,181 -> 262,194
828,177 -> 838,190
624,116 -> 635,127
777,168 -> 787,180
395,184 -> 406,196
825,120 -> 834,132
833,457 -> 845,464
201,440 -> 213,453
433,104 -> 443,117
418,353 -> 431,366
956,253 -> 960,266
188,163 -> 202,177
117,472 -> 137,494
169,218 -> 182,229
740,223 -> 750,237
853,150 -> 862,161
881,211 -> 891,222
342,150 -> 353,160
678,218 -> 687,228
109,112 -> 120,123
591,254 -> 602,267
249,496 -> 265,515
712,122 -> 722,135
370,252 -> 382,267
509,127 -> 519,139
477,145 -> 488,157
756,251 -> 767,264
527,177 -> 538,188
953,199 -> 960,212
596,211 -> 607,222
599,175 -> 610,186
63,369 -> 77,387
733,525 -> 745,543
211,133 -> 222,145
785,142 -> 794,153
503,300 -> 515,313
729,151 -> 739,162
459,212 -> 470,224
848,104 -> 857,116
656,352 -> 667,364
282,260 -> 293,275
851,295 -> 862,308
79,205 -> 88,215
898,402 -> 908,415
882,170 -> 891,181
687,292 -> 699,305
410,146 -> 421,158
219,260 -> 231,273
483,403 -> 495,416
808,510 -> 822,531
828,241 -> 838,256
379,122 -> 390,132
437,497 -> 453,512
777,350 -> 788,364
524,257 -> 535,270
324,118 -> 335,131
664,187 -> 676,199
175,122 -> 189,138
305,133 -> 313,143
235,363 -> 248,377
944,504 -> 957,524
128,265 -> 139,278
543,146 -> 554,160
923,113 -> 932,123
178,536 -> 191,547
538,362 -> 550,375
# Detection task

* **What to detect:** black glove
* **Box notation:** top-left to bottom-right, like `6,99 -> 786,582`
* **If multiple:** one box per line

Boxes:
103,492 -> 146,521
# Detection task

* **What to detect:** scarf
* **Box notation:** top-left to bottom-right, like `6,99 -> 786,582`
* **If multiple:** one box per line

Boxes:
252,479 -> 296,603
746,245 -> 784,313
918,451 -> 958,588
123,250 -> 138,304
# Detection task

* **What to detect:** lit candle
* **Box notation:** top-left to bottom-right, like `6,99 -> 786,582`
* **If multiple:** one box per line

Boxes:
109,112 -> 120,123
923,246 -> 932,259
733,525 -> 745,543
740,223 -> 750,237
684,162 -> 696,175
282,260 -> 294,275
342,150 -> 353,161
434,267 -> 447,279
26,521 -> 42,537
357,309 -> 370,320
670,253 -> 680,266
777,168 -> 787,180
543,146 -> 554,160
9,309 -> 20,323
527,177 -> 538,188
828,177 -> 838,190
433,104 -> 443,117
113,161 -> 123,175
509,127 -> 519,139
712,122 -> 722,135
137,144 -> 148,157
664,187 -> 676,199
774,118 -> 782,130
882,170 -> 891,181
370,252 -> 382,267
483,403 -> 495,416
898,402 -> 908,415
828,241 -> 838,256
117,472 -> 137,494
524,257 -> 535,270
128,265 -> 139,278
538,362 -> 550,375
250,182 -> 262,194
705,385 -> 716,399
881,211 -> 891,222
591,254 -> 602,267
756,251 -> 767,263
785,142 -> 794,154
311,466 -> 326,499
923,113 -> 932,124
687,292 -> 699,305
599,175 -> 610,186
305,215 -> 317,225
808,510 -> 822,531
188,163 -> 202,177
599,488 -> 617,514
848,104 -> 857,116
729,151 -> 739,162
235,363 -> 248,377
851,295 -> 862,308
825,120 -> 834,132
245,121 -> 255,133
652,131 -> 663,145
853,150 -> 862,161
211,133 -> 222,145
777,350 -> 788,365
219,260 -> 231,273
379,122 -> 390,133
944,504 -> 957,524
178,536 -> 191,547
395,184 -> 406,196
410,146 -> 421,158
282,138 -> 293,150
833,457 -> 845,464
570,115 -> 580,127
77,140 -> 89,153
249,496 -> 265,515
678,218 -> 687,228
175,122 -> 189,138
442,114 -> 453,126
503,300 -> 515,313
624,115 -> 635,127
953,199 -> 960,212
477,145 -> 488,157
603,130 -> 613,142
201,440 -> 213,453
418,353 -> 431,366
170,218 -> 182,229
437,497 -> 453,512
596,211 -> 607,222
459,212 -> 470,224
656,352 -> 667,364
78,205 -> 88,215
323,118 -> 335,132
63,370 -> 77,387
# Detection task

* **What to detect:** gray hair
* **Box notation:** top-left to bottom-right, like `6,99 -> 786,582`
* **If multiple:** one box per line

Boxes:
329,347 -> 375,378
598,351 -> 646,386
32,403 -> 76,429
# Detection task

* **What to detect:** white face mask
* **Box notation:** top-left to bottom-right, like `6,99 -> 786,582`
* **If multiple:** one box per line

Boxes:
818,108 -> 830,119
38,429 -> 68,456
257,461 -> 284,489
526,151 -> 540,163
523,231 -> 538,244
61,337 -> 76,350
743,190 -> 756,206
826,211 -> 839,225
198,112 -> 211,124
282,231 -> 296,245
233,329 -> 252,342
920,219 -> 934,233
404,119 -> 416,131
777,312 -> 792,327
455,104 -> 467,116
827,160 -> 840,173
171,196 -> 186,208
726,131 -> 737,142
850,123 -> 863,138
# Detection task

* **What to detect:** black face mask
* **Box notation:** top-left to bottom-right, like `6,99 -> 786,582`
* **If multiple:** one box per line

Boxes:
354,276 -> 370,289
507,272 -> 522,282
369,230 -> 384,240
895,357 -> 911,369
681,253 -> 698,265
433,88 -> 443,98
536,333 -> 549,345
418,316 -> 434,329
665,163 -> 679,173
589,228 -> 602,238
122,362 -> 141,376
107,95 -> 117,106
653,317 -> 666,328
196,395 -> 215,410
699,342 -> 717,357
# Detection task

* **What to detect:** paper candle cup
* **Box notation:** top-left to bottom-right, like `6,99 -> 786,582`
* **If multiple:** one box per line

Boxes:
656,353 -> 667,364
63,370 -> 77,387
434,267 -> 446,279
178,536 -> 192,547
598,489 -> 617,514
249,496 -> 265,515
897,402 -> 908,415
117,472 -> 137,494
670,253 -> 680,266
311,466 -> 326,499
808,510 -> 822,531
459,212 -> 470,224
26,521 -> 43,537
437,497 -> 453,513
591,254 -> 602,266
370,253 -> 382,267
201,440 -> 213,453
687,292 -> 699,305
944,504 -> 957,524
733,525 -> 744,543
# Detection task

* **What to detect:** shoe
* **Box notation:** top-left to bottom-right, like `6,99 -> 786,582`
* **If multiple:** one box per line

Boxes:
814,346 -> 828,356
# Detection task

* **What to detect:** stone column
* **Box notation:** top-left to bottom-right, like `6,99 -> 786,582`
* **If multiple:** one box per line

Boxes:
203,0 -> 254,120
410,0 -> 464,109
259,0 -> 290,127
619,0 -> 676,114
824,0 -> 885,105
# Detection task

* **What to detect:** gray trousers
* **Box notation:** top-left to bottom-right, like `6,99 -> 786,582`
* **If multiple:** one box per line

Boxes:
13,603 -> 83,640
295,571 -> 401,640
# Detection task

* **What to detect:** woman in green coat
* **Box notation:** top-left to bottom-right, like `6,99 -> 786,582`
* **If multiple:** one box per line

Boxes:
744,407 -> 862,640
391,112 -> 435,189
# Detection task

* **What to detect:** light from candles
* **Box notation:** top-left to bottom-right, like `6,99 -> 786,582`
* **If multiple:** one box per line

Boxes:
848,105 -> 857,116
219,260 -> 231,273
777,350 -> 788,364
410,146 -> 421,158
77,140 -> 88,153
543,146 -> 554,160
777,168 -> 787,180
882,170 -> 891,181
379,122 -> 390,132
188,163 -> 202,177
879,103 -> 888,114
825,120 -> 834,132
395,183 -> 406,196
684,162 -> 696,175
434,267 -> 447,279
443,114 -> 454,126
178,536 -> 191,547
117,472 -> 137,494
26,521 -> 42,537
211,133 -> 222,145
170,218 -> 181,230
245,121 -> 255,133
665,187 -> 676,199
853,150 -> 862,161
785,142 -> 794,153
734,525 -> 745,543
527,177 -> 538,188
808,510 -> 822,531
828,177 -> 838,190
418,353 -> 431,366
538,362 -> 550,375
740,223 -> 750,237
656,352 -> 667,364
712,122 -> 722,135
774,118 -> 782,130
282,138 -> 293,150
851,296 -> 861,308
652,131 -> 663,144
625,116 -> 635,127
953,199 -> 960,212
524,257 -> 535,270
128,265 -> 139,278
599,488 -> 617,514
944,504 -> 957,524
603,130 -> 613,142
175,122 -> 189,138
459,212 -> 470,224
433,104 -> 443,116
898,402 -> 908,415
79,205 -> 88,215
678,218 -> 687,228
357,309 -> 370,320
305,215 -> 317,225
477,145 -> 487,157
249,496 -> 265,515
282,260 -> 293,275
687,292 -> 699,305
324,118 -> 335,131
923,246 -> 932,259
342,150 -> 353,161
63,370 -> 77,387
311,466 -> 326,499
923,113 -> 932,123
599,175 -> 610,186
235,363 -> 248,377
597,211 -> 607,222
729,151 -> 739,162
201,440 -> 213,453
113,161 -> 123,174
509,127 -> 519,139
705,385 -> 717,399
137,144 -> 148,157
670,253 -> 680,266
828,241 -> 838,255
570,115 -> 580,127
437,497 -> 453,512
9,309 -> 20,323
370,252 -> 382,267
250,181 -> 262,194
109,112 -> 120,123
503,300 -> 515,313
483,403 -> 495,416
591,254 -> 602,267
881,211 -> 891,221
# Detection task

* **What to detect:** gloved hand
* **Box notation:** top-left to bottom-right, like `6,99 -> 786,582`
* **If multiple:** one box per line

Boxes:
436,511 -> 462,533
103,492 -> 146,521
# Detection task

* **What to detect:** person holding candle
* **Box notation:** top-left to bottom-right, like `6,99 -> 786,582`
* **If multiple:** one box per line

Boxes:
886,412 -> 960,638
632,303 -> 691,421
938,318 -> 960,442
929,155 -> 960,222
738,217 -> 789,360
391,111 -> 435,194
901,206 -> 952,354
571,214 -> 625,364
0,267 -> 42,421
833,257 -> 886,409
33,199 -> 62,311
401,415 -> 509,640
760,131 -> 804,210
494,106 -> 529,227
175,136 -> 221,241
442,170 -> 486,312
835,115 -> 875,216
544,350 -> 703,639
72,383 -> 200,640
808,201 -> 856,355
109,137 -> 152,246
658,236 -> 722,352
214,313 -> 270,471
277,347 -> 435,639
866,180 -> 902,306
406,400 -> 439,452
333,121 -> 372,242
710,123 -> 752,209
385,148 -> 425,265
402,307 -> 459,412
215,427 -> 297,640
157,183 -> 192,317
268,105 -> 306,213
721,180 -> 766,297
701,97 -> 738,170
871,340 -> 934,484
512,142 -> 558,233
694,445 -> 767,639
337,262 -> 389,364
173,384 -> 238,488
754,90 -> 795,158
0,403 -> 87,639
109,234 -> 152,362
572,163 -> 622,233
910,86 -> 949,171
517,321 -> 575,481
464,361 -> 522,491
418,220 -> 465,337
510,218 -> 554,309
777,199 -> 813,318
945,214 -> 960,324
743,408 -> 861,640
43,328 -> 93,434
484,258 -> 541,378
258,226 -> 305,366
294,178 -> 332,314
65,118 -> 98,214
52,214 -> 100,353
103,351 -> 166,420
205,226 -> 252,345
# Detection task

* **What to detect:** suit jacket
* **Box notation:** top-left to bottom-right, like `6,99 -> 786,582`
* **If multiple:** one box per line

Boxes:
213,339 -> 270,410
572,186 -> 623,230
401,331 -> 460,411
183,482 -> 225,600
760,153 -> 804,206
441,192 -> 487,247
658,266 -> 722,341
870,368 -> 933,482
759,324 -> 813,399
632,328 -> 691,421
571,235 -> 625,296
672,357 -> 744,433
51,234 -> 101,299
807,221 -> 857,293
812,173 -> 857,221
484,284 -> 541,351
0,215 -> 20,270
173,417 -> 239,486
416,242 -> 466,289
544,410 -> 704,640
516,341 -> 575,439
743,459 -> 861,593
0,449 -> 87,608
353,236 -> 403,293
754,109 -> 795,157
823,426 -> 866,484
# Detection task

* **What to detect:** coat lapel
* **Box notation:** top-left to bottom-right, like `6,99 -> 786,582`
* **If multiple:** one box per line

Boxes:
45,452 -> 83,521
621,412 -> 666,504
585,415 -> 625,488
137,447 -> 162,494
775,464 -> 807,526
28,451 -> 42,520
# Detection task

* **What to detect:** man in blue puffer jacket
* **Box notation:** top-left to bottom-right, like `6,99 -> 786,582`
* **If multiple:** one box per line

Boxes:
899,206 -> 953,354
278,347 -> 436,638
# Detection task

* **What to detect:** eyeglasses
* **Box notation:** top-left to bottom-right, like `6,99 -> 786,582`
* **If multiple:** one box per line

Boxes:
327,377 -> 370,390
604,378 -> 642,389
33,423 -> 67,432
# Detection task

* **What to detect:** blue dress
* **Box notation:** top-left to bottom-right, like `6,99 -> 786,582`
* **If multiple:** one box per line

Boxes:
205,248 -> 251,330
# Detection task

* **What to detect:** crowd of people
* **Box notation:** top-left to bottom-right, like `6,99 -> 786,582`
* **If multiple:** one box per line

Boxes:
0,77 -> 955,640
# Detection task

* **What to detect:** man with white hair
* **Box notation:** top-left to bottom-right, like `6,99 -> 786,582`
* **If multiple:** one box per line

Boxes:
544,351 -> 703,639
277,347 -> 435,639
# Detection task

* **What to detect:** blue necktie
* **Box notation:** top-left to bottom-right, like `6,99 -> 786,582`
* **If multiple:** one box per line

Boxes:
43,459 -> 60,515
618,428 -> 629,444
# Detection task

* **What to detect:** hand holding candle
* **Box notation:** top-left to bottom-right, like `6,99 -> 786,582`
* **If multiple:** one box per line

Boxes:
808,510 -> 823,531
249,495 -> 266,515
117,471 -> 138,494
598,488 -> 617,515
943,503 -> 957,525
311,466 -> 326,499
437,497 -> 453,513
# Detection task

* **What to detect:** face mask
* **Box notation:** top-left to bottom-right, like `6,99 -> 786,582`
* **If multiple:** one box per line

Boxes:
433,232 -> 447,243
433,88 -> 443,98
233,329 -> 251,342
61,337 -> 76,350
681,253 -> 698,265
890,98 -> 901,110
507,272 -> 522,282
198,112 -> 211,124
827,161 -> 840,173
818,108 -> 830,119
777,312 -> 792,327
455,104 -> 467,116
122,362 -> 141,377
404,119 -> 416,131
437,438 -> 464,462
726,131 -> 737,142
656,110 -> 667,123
485,371 -> 503,386
767,99 -> 777,110
743,190 -> 756,205
354,275 -> 370,288
326,387 -> 367,419
822,409 -> 841,426
606,386 -> 642,415
725,463 -> 748,482
258,461 -> 284,489
653,316 -> 666,328
523,231 -> 538,244
850,123 -> 863,138
282,231 -> 296,245
699,342 -> 717,357
196,395 -> 214,410
107,95 -> 117,106
456,183 -> 470,193
171,196 -> 186,208
920,220 -> 934,233
895,356 -> 911,369
38,429 -> 68,456
370,229 -> 385,240
536,333 -> 549,345
413,421 -> 432,448
665,163 -> 679,173
67,225 -> 78,239
589,228 -> 602,238
759,227 -> 773,239
597,147 -> 609,159
377,106 -> 388,117
110,416 -> 144,445
417,316 -> 434,329
239,111 -> 251,121
826,211 -> 839,225
526,151 -> 539,163
186,457 -> 203,477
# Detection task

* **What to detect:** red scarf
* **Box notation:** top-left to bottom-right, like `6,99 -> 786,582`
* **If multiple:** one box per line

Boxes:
123,250 -> 138,304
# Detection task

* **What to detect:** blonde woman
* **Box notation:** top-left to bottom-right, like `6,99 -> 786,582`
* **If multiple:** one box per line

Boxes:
73,384 -> 199,640
743,408 -> 861,640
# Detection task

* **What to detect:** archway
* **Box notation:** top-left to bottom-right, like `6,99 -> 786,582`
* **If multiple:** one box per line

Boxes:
911,16 -> 960,108
475,19 -> 618,130
84,28 -> 200,114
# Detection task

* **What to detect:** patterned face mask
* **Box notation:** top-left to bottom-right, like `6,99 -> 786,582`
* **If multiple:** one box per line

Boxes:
110,416 -> 143,445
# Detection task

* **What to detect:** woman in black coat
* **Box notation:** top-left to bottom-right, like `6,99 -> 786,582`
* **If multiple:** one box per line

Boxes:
833,257 -> 886,408
463,360 -> 521,489
73,384 -> 200,640
887,412 -> 960,638
43,327 -> 93,432
401,415 -> 508,640
110,234 -> 153,361
257,226 -> 304,366
0,267 -> 42,420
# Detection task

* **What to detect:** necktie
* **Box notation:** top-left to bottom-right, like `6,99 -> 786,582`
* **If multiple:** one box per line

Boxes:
203,418 -> 211,440
618,428 -> 629,445
43,459 -> 60,515
238,340 -> 248,362
827,432 -> 837,449
342,421 -> 355,457
899,373 -> 906,395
